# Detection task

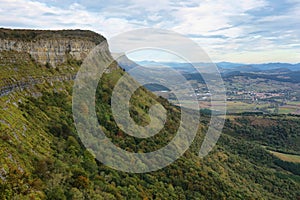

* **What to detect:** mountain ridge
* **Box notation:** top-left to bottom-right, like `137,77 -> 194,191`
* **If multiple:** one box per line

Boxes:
0,28 -> 300,199
132,60 -> 300,73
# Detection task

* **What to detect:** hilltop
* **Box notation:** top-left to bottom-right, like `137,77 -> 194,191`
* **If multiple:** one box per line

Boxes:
0,28 -> 105,67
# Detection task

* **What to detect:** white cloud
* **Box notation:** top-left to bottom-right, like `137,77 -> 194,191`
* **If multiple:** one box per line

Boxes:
171,0 -> 268,39
0,0 -> 299,63
0,0 -> 137,37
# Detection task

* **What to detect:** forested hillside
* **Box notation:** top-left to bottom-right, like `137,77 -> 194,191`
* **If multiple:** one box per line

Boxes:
0,29 -> 300,199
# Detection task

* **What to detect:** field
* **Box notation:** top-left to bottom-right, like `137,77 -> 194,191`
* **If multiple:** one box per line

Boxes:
279,101 -> 300,114
269,150 -> 300,163
169,98 -> 300,115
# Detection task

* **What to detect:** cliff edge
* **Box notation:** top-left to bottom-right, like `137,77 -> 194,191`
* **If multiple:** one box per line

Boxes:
0,28 -> 106,67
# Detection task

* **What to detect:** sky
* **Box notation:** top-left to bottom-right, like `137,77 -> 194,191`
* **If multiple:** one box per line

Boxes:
0,0 -> 299,63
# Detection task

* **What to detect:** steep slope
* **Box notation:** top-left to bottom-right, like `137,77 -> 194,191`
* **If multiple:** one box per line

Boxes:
0,29 -> 300,200
0,28 -> 105,67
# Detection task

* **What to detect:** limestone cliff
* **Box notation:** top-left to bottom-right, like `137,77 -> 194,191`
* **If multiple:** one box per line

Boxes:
0,28 -> 106,67
0,28 -> 114,97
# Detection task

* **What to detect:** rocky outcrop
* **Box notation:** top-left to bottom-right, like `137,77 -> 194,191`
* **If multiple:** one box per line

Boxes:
0,28 -> 106,67
0,74 -> 76,97
0,28 -> 120,97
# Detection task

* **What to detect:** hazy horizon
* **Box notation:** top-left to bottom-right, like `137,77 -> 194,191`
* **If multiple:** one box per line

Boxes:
130,59 -> 300,65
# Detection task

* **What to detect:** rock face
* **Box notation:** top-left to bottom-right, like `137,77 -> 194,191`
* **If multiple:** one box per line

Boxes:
0,28 -> 115,97
0,28 -> 106,67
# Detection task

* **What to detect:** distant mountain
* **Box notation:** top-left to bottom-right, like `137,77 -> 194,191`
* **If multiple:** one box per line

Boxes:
217,62 -> 300,73
223,70 -> 300,83
216,62 -> 244,69
263,68 -> 292,74
252,63 -> 300,71
131,60 -> 300,73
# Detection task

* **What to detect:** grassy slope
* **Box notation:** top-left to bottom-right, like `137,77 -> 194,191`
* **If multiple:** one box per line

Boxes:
269,150 -> 300,163
0,50 -> 300,199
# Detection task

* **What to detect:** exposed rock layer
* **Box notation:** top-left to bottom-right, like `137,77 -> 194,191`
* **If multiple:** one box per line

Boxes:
0,28 -> 106,67
0,28 -> 113,96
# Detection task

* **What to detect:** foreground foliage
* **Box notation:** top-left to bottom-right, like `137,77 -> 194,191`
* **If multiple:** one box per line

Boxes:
0,52 -> 300,199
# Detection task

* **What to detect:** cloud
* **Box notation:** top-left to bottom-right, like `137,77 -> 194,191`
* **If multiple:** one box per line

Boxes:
0,0 -> 299,63
0,0 -> 137,37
